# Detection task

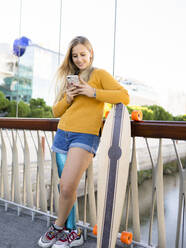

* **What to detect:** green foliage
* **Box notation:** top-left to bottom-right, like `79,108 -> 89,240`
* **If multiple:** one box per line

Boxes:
17,101 -> 30,117
0,91 -> 9,113
30,108 -> 44,118
7,100 -> 17,117
29,98 -> 53,118
5,96 -> 52,118
1,92 -> 185,120
43,110 -> 53,118
173,115 -> 186,121
146,105 -> 173,121
137,157 -> 186,185
29,98 -> 46,109
128,104 -> 179,121
138,169 -> 152,185
7,100 -> 31,117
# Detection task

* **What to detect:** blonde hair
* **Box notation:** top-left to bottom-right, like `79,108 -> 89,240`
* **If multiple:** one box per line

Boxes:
54,36 -> 94,104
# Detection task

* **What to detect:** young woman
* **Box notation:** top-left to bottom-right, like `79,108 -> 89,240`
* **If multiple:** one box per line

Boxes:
38,36 -> 129,248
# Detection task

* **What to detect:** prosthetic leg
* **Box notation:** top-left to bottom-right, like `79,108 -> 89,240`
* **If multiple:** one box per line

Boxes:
56,152 -> 77,230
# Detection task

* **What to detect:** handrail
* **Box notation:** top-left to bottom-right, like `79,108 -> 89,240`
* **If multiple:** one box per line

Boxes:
131,120 -> 186,140
0,118 -> 58,131
0,118 -> 186,140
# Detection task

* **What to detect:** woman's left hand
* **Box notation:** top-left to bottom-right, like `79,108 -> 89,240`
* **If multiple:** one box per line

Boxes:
77,78 -> 95,98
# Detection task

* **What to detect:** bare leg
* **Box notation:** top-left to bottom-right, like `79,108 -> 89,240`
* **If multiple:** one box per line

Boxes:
55,147 -> 93,227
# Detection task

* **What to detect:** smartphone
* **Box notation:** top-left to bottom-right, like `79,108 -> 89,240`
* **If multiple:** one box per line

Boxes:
66,75 -> 79,87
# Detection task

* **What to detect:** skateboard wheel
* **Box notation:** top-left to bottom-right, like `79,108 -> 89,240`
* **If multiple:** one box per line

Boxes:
93,224 -> 97,236
120,231 -> 133,245
131,110 -> 143,121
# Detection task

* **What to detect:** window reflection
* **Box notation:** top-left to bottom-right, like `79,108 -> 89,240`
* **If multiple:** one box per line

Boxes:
0,0 -> 62,109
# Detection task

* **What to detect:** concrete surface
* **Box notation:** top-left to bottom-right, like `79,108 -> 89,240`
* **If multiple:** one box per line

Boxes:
0,204 -> 97,248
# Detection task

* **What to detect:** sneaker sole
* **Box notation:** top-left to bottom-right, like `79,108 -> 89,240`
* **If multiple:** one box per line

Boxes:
38,237 -> 56,248
70,237 -> 84,247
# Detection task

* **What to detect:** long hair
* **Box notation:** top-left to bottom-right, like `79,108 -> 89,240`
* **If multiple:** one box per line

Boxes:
54,36 -> 94,104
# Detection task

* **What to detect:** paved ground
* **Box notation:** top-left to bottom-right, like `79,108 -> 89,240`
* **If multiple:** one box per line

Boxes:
0,204 -> 126,248
0,204 -> 128,248
0,204 -> 97,248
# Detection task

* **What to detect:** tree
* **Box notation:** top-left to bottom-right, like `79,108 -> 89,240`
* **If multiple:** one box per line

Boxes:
29,98 -> 53,118
7,100 -> 30,117
43,106 -> 53,118
7,100 -> 17,117
29,98 -> 46,109
31,108 -> 44,118
173,115 -> 186,121
146,105 -> 173,121
0,91 -> 9,115
17,101 -> 30,117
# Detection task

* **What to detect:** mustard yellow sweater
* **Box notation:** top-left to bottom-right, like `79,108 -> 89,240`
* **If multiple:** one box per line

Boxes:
52,68 -> 129,135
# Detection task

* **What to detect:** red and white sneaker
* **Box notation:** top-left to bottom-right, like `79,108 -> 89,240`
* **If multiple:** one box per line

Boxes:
38,224 -> 65,248
52,228 -> 84,248
69,229 -> 84,247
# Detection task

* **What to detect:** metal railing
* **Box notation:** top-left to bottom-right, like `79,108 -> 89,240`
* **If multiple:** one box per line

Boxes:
0,117 -> 186,248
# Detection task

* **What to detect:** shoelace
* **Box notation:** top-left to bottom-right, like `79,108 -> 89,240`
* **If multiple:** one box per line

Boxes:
67,231 -> 78,243
58,230 -> 69,242
46,225 -> 62,239
58,230 -> 77,243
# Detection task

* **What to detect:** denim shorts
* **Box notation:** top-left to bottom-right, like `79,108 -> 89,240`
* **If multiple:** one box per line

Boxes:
51,129 -> 100,155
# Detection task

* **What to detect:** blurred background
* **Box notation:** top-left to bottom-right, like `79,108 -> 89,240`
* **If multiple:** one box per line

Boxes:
0,0 -> 186,116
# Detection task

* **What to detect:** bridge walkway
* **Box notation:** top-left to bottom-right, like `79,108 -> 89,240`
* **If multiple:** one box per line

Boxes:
0,205 -> 123,248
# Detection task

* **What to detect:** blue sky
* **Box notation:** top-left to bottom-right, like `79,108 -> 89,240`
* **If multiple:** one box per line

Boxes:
0,0 -> 186,97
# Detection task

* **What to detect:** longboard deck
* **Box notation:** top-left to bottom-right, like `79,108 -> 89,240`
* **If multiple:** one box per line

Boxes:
97,103 -> 131,248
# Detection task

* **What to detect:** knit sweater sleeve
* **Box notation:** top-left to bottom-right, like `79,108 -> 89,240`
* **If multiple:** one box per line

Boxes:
95,69 -> 130,105
52,94 -> 71,117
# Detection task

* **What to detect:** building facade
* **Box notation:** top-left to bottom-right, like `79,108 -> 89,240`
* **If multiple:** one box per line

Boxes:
0,42 -> 63,105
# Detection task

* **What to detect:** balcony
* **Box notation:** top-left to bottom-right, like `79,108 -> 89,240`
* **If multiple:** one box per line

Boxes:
0,116 -> 186,248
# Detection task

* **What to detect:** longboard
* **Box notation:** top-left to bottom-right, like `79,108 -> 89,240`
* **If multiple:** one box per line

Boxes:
96,103 -> 131,248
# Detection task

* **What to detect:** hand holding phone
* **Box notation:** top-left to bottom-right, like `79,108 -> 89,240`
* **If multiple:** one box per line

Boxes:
66,75 -> 79,88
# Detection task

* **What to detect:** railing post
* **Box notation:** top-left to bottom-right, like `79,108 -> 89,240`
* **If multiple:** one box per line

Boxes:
50,151 -> 59,214
147,138 -> 166,247
11,130 -> 21,204
87,161 -> 97,227
36,131 -> 47,212
130,137 -> 141,241
41,136 -> 45,159
145,138 -> 156,246
23,130 -> 33,208
156,139 -> 166,247
0,129 -> 10,201
173,140 -> 186,248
